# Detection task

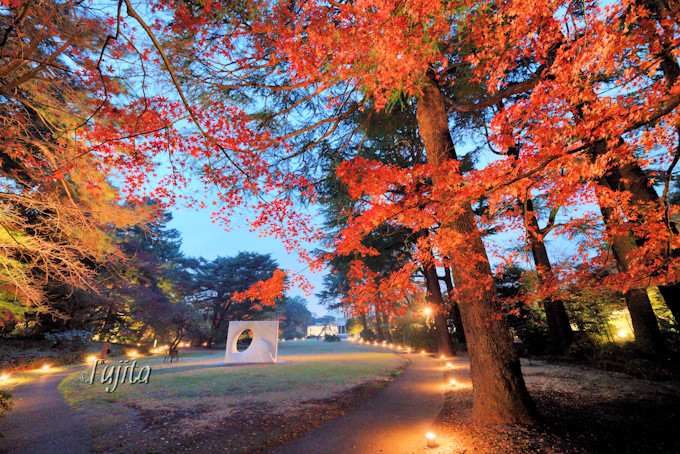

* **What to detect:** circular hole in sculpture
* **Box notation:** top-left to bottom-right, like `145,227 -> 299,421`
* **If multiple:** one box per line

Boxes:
236,329 -> 254,352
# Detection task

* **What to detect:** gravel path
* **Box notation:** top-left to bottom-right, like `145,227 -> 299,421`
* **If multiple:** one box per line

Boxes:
0,366 -> 91,454
269,349 -> 445,454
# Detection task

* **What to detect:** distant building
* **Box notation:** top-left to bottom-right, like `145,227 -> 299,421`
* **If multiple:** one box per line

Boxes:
306,317 -> 348,338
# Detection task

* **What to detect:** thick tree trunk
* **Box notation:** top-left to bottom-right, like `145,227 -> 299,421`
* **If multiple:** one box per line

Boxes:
569,91 -> 667,352
656,285 -> 680,326
597,183 -> 665,353
360,313 -> 369,336
373,306 -> 385,342
379,311 -> 393,343
523,199 -> 574,354
602,2 -> 680,324
416,70 -> 536,424
210,300 -> 231,346
423,262 -> 456,357
443,266 -> 467,344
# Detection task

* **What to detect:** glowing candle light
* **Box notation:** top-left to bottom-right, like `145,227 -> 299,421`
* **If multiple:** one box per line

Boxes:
450,379 -> 457,386
41,364 -> 51,371
421,350 -> 426,354
425,432 -> 437,448
87,355 -> 98,363
0,374 -> 9,380
446,362 -> 452,368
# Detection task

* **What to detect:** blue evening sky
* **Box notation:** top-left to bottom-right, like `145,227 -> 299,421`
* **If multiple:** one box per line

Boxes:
168,206 -> 331,317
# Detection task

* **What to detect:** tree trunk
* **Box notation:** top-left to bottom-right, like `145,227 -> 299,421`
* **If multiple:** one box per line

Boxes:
601,2 -> 680,324
360,313 -> 369,337
378,310 -> 393,343
655,285 -> 680,326
416,69 -> 537,424
209,300 -> 231,346
373,306 -> 385,342
443,266 -> 467,344
523,198 -> 574,354
597,183 -> 665,353
423,261 -> 456,357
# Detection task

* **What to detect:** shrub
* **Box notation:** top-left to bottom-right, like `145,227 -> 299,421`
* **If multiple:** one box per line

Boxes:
44,330 -> 93,351
568,333 -> 600,358
281,329 -> 304,340
0,389 -> 12,436
512,312 -> 550,355
324,334 -> 341,342
360,329 -> 376,341
403,323 -> 436,352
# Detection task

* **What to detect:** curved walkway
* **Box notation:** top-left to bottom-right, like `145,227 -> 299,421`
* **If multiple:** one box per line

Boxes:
270,348 -> 445,454
1,348 -> 446,454
0,366 -> 91,454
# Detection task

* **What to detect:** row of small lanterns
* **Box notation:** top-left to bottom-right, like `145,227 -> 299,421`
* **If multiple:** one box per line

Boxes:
351,336 -> 463,448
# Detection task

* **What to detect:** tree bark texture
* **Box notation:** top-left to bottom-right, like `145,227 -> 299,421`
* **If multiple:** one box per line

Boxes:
443,266 -> 467,344
423,261 -> 456,357
523,199 -> 574,354
416,70 -> 537,424
597,180 -> 666,353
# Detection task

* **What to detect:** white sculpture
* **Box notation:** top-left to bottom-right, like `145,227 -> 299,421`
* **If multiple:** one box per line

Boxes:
224,320 -> 279,364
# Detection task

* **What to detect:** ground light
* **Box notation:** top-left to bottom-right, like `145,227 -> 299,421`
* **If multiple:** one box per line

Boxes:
421,350 -> 426,354
40,364 -> 51,371
426,432 -> 437,448
87,355 -> 98,363
440,355 -> 445,359
450,379 -> 457,387
0,373 -> 9,380
446,362 -> 452,368
128,350 -> 138,357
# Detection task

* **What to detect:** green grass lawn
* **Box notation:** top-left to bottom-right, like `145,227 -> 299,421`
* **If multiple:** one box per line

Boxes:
59,339 -> 407,453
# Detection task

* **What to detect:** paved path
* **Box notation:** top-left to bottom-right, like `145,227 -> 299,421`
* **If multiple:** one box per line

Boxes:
0,367 -> 91,454
270,349 -> 445,454
0,348 -> 446,454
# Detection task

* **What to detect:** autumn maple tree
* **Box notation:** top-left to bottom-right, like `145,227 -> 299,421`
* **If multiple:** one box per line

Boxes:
3,0 -> 680,426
